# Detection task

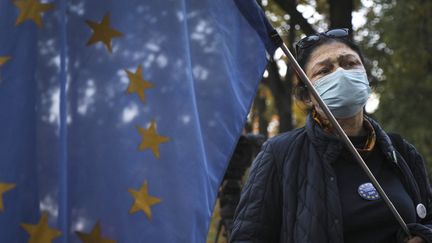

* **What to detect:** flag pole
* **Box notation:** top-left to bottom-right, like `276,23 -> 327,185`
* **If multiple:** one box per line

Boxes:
270,32 -> 411,238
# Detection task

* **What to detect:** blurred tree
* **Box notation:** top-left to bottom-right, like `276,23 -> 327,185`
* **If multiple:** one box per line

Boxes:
360,0 -> 432,169
328,0 -> 354,30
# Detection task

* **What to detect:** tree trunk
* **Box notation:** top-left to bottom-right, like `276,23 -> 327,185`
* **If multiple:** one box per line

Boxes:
265,61 -> 293,132
254,92 -> 269,137
329,0 -> 354,32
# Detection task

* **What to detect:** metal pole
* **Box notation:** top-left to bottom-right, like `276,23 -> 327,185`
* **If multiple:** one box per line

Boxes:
277,41 -> 411,237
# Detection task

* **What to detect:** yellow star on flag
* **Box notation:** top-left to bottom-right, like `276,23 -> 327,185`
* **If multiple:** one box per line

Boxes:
125,65 -> 153,103
0,182 -> 15,212
128,181 -> 161,220
85,14 -> 123,53
21,212 -> 61,243
137,120 -> 170,159
13,0 -> 55,28
76,221 -> 116,243
0,56 -> 11,67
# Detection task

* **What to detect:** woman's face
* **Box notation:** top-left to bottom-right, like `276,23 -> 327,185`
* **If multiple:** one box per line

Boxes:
305,42 -> 365,83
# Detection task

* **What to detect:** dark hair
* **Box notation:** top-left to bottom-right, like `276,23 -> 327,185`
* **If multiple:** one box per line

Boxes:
294,37 -> 366,102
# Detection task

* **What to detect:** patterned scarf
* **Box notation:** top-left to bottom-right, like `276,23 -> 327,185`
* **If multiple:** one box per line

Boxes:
312,110 -> 376,152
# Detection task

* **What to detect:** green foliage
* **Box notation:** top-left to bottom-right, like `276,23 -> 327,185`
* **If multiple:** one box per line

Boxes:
361,0 -> 432,167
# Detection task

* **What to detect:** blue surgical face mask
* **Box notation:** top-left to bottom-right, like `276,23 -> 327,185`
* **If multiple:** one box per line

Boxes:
313,68 -> 371,118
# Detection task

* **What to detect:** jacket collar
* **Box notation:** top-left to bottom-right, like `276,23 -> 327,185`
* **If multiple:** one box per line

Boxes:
364,116 -> 398,163
305,113 -> 398,164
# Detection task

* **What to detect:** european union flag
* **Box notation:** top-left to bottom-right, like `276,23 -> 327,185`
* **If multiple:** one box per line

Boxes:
0,0 -> 277,242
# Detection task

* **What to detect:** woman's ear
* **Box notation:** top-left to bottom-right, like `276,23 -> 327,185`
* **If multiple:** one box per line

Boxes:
301,92 -> 313,107
304,100 -> 312,107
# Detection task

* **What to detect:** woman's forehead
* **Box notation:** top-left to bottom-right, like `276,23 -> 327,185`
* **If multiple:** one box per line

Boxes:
307,42 -> 361,67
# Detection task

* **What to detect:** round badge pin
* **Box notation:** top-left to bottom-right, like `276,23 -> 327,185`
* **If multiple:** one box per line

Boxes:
416,203 -> 427,219
358,182 -> 380,200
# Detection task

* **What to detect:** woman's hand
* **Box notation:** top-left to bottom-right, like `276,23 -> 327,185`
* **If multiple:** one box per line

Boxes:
407,236 -> 426,243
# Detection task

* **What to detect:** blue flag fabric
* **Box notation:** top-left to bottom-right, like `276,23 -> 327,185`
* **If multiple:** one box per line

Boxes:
234,0 -> 279,54
0,0 -> 277,242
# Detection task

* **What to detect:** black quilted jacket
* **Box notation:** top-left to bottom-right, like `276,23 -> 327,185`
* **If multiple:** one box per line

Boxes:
230,115 -> 432,243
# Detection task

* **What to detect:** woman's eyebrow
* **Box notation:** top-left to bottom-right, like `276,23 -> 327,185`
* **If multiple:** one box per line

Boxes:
312,58 -> 332,72
338,53 -> 360,62
315,58 -> 332,67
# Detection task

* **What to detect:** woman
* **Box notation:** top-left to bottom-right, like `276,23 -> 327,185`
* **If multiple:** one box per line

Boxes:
230,29 -> 432,243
